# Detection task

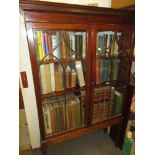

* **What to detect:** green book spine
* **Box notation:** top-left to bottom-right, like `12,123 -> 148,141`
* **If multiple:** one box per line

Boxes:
113,91 -> 123,115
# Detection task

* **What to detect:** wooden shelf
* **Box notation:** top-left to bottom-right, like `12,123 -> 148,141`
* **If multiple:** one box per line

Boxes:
41,86 -> 86,99
40,57 -> 86,65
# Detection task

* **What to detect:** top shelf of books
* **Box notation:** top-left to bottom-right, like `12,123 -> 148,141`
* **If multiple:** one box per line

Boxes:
33,30 -> 87,63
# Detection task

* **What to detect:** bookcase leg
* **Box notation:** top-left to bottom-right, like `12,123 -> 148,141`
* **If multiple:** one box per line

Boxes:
110,123 -> 124,149
41,142 -> 47,155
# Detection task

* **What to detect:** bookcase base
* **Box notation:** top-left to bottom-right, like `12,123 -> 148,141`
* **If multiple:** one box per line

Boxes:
41,116 -> 124,155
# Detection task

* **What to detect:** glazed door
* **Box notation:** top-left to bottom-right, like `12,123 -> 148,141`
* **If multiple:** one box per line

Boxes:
26,23 -> 92,140
90,25 -> 134,125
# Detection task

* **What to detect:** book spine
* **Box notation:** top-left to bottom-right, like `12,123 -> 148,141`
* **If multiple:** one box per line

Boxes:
45,64 -> 52,94
55,70 -> 64,91
49,63 -> 55,92
96,59 -> 100,84
44,32 -> 49,57
82,33 -> 86,58
36,31 -> 44,61
69,32 -> 75,59
41,31 -> 45,58
49,104 -> 55,134
47,32 -> 52,53
40,64 -> 48,94
60,31 -> 67,59
75,61 -> 85,87
100,59 -> 104,83
113,91 -> 123,115
43,104 -> 52,134
71,69 -> 76,88
65,66 -> 71,88
52,32 -> 58,59
103,59 -> 110,81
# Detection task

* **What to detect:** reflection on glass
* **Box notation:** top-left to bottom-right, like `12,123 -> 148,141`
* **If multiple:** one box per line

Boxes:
96,31 -> 121,56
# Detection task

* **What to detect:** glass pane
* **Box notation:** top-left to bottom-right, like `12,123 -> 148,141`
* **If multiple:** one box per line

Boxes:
33,29 -> 87,135
33,30 -> 87,62
34,30 -> 87,95
42,91 -> 86,136
95,30 -> 133,85
92,86 -> 124,124
96,31 -> 121,56
92,86 -> 110,123
95,59 -> 111,84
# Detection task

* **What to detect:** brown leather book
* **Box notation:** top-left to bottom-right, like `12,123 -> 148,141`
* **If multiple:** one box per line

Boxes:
96,59 -> 101,84
49,103 -> 56,133
60,31 -> 67,59
71,69 -> 76,88
55,71 -> 64,91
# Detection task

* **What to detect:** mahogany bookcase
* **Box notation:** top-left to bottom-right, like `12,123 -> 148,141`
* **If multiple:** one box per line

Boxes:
20,1 -> 134,155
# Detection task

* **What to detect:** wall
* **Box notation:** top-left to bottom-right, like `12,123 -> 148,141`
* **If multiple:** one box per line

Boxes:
40,0 -> 111,7
19,12 -> 41,149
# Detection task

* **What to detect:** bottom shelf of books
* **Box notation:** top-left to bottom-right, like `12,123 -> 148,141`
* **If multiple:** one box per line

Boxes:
42,90 -> 86,136
92,85 -> 125,124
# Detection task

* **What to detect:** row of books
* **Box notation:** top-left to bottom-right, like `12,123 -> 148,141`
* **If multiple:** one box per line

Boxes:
96,59 -> 120,84
43,93 -> 85,135
34,30 -> 87,61
92,86 -> 123,123
97,31 -> 121,56
40,61 -> 85,94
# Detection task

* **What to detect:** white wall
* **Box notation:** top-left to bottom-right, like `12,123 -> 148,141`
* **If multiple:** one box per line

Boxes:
40,0 -> 111,7
19,12 -> 41,149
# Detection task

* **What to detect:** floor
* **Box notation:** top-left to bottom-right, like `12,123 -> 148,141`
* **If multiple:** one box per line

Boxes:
20,130 -> 125,155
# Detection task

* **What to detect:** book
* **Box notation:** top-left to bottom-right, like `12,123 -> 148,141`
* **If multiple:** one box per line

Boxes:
40,64 -> 49,94
52,32 -> 60,59
113,90 -> 123,115
93,86 -> 111,123
60,31 -> 68,59
69,32 -> 76,59
65,66 -> 71,88
36,31 -> 44,61
80,90 -> 86,125
47,32 -> 53,59
75,32 -> 83,58
43,103 -> 52,134
43,31 -> 49,57
97,32 -> 104,55
112,59 -> 120,81
74,97 -> 81,127
71,69 -> 76,88
75,61 -> 85,87
103,59 -> 111,81
45,63 -> 52,93
55,66 -> 64,91
49,103 -> 56,133
100,59 -> 104,83
49,63 -> 55,92
82,32 -> 86,58
96,59 -> 101,84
